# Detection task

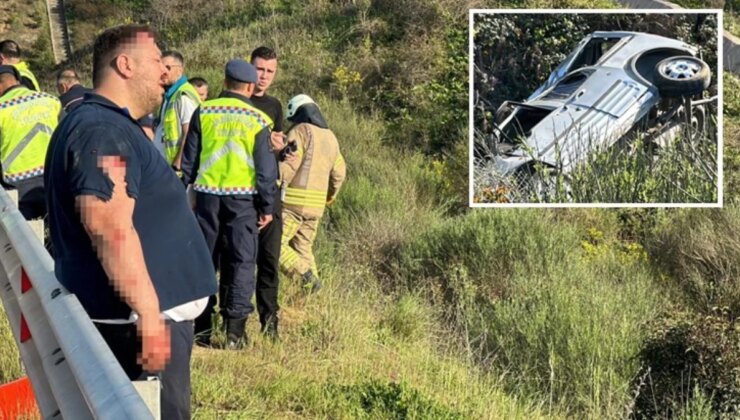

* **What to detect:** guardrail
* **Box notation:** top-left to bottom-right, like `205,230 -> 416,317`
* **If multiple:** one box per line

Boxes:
0,188 -> 155,419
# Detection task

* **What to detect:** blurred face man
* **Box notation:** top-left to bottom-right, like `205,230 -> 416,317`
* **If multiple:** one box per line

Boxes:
252,56 -> 277,97
95,28 -> 166,119
131,35 -> 167,116
162,55 -> 183,86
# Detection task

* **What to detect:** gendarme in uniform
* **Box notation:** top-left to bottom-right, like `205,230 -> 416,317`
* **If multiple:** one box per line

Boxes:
181,59 -> 278,347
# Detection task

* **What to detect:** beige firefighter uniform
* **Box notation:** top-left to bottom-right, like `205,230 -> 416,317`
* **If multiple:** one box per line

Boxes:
279,122 -> 346,279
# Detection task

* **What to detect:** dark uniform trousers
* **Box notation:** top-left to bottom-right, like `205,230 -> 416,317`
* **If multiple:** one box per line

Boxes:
15,176 -> 46,220
193,192 -> 259,338
94,320 -> 194,420
256,197 -> 282,326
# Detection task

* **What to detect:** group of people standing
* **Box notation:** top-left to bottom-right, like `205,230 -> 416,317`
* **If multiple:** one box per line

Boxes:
0,23 -> 345,419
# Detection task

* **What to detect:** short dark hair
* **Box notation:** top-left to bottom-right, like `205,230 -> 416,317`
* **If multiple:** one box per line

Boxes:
0,40 -> 21,59
189,77 -> 208,87
225,75 -> 248,91
250,46 -> 277,62
162,50 -> 184,66
57,68 -> 80,84
92,24 -> 159,87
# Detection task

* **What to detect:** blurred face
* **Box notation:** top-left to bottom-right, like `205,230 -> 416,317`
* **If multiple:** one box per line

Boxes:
194,84 -> 208,101
252,57 -> 277,95
128,34 -> 166,115
162,56 -> 183,86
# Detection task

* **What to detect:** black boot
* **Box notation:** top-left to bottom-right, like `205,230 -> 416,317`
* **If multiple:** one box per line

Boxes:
261,313 -> 279,342
224,316 -> 248,349
301,271 -> 321,293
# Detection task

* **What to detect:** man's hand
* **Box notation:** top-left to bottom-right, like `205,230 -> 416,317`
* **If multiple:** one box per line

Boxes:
137,315 -> 171,372
283,151 -> 297,165
270,132 -> 285,152
258,213 -> 273,230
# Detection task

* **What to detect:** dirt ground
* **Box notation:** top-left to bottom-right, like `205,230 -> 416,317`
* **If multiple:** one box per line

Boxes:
0,0 -> 43,52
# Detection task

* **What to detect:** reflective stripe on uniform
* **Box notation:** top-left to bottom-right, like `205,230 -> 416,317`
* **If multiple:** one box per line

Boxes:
201,105 -> 271,129
1,123 -> 52,169
194,97 -> 272,195
192,184 -> 257,195
279,214 -> 302,273
197,140 -> 254,174
0,92 -> 54,109
4,166 -> 44,183
284,188 -> 326,208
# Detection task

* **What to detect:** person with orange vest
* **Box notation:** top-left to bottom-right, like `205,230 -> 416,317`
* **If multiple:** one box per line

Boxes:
279,94 -> 345,291
0,65 -> 59,219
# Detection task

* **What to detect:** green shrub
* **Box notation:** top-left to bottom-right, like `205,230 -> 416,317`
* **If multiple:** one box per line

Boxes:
379,294 -> 432,343
647,208 -> 740,316
325,380 -> 466,419
392,209 -> 664,416
634,308 -> 740,418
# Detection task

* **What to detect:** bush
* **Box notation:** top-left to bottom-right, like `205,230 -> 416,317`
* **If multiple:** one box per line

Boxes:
634,308 -> 740,418
325,380 -> 466,419
647,208 -> 740,316
392,209 -> 664,416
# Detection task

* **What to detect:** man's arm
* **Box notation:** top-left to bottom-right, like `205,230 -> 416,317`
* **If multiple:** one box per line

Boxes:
172,122 -> 190,170
172,95 -> 198,169
279,127 -> 304,186
76,156 -> 169,372
327,152 -> 346,205
180,107 -> 202,185
254,126 -> 278,227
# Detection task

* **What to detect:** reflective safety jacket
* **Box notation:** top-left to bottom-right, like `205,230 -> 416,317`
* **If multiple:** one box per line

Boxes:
280,123 -> 346,218
0,86 -> 60,184
162,81 -> 201,164
193,97 -> 273,195
12,62 -> 40,91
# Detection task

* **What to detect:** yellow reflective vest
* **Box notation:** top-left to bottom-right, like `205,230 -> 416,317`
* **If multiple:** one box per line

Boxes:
0,86 -> 60,183
12,62 -> 40,91
162,81 -> 201,165
194,97 -> 273,195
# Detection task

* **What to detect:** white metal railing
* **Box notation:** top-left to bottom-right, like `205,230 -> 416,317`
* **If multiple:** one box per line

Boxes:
0,188 -> 155,419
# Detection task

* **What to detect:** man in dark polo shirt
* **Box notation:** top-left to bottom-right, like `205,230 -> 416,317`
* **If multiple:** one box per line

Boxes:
249,46 -> 285,339
44,24 -> 216,420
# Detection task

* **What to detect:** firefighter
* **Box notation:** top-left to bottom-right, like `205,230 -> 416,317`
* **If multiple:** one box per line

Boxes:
181,59 -> 278,348
0,65 -> 60,219
279,94 -> 346,291
0,40 -> 40,91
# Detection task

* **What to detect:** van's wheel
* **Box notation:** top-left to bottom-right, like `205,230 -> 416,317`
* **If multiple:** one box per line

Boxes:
653,56 -> 711,98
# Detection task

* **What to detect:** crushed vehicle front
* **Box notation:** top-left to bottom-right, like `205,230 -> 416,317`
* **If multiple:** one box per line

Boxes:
490,31 -> 699,177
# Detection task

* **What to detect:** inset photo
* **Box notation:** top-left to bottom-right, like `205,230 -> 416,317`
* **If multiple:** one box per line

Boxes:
470,10 -> 722,207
